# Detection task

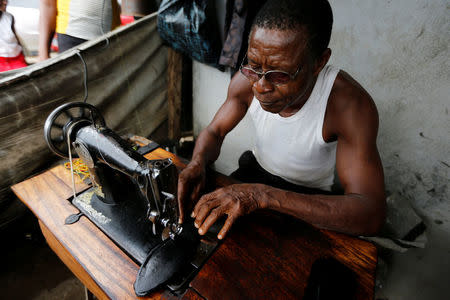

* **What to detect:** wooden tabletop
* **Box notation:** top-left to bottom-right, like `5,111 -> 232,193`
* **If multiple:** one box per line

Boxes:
11,146 -> 377,300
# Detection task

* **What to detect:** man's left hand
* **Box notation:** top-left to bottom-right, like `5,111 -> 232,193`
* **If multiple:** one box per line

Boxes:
192,184 -> 262,239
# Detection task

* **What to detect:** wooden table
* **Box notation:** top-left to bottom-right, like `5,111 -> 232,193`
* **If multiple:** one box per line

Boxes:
11,146 -> 377,300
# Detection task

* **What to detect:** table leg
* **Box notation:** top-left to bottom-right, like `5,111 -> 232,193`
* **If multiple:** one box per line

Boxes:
39,220 -> 109,300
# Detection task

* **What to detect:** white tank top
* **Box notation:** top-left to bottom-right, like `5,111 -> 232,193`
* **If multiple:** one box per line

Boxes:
249,65 -> 339,191
0,12 -> 22,57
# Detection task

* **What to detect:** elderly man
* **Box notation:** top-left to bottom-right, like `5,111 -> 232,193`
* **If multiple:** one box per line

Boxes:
178,0 -> 386,239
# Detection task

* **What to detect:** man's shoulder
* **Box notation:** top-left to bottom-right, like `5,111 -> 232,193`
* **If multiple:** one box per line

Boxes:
228,71 -> 254,106
2,11 -> 13,21
325,70 -> 379,138
329,70 -> 375,113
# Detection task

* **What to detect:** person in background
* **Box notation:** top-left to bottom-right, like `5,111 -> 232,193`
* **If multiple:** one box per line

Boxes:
0,0 -> 28,72
38,0 -> 121,61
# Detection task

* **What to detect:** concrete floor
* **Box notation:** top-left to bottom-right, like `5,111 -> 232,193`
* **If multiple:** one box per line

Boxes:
375,201 -> 450,300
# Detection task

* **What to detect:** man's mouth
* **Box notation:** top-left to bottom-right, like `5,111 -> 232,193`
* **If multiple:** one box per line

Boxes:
256,97 -> 278,106
259,100 -> 274,105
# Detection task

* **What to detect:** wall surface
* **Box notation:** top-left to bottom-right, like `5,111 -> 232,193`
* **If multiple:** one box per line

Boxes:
329,0 -> 449,220
193,62 -> 256,174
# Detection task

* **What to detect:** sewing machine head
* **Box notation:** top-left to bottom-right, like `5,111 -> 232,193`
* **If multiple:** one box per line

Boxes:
44,102 -> 181,242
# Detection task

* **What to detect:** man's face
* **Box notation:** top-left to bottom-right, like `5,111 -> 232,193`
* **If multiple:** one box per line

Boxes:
246,27 -> 317,116
0,0 -> 7,12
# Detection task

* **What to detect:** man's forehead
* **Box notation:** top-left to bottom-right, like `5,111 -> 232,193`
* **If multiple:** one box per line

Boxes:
248,27 -> 309,57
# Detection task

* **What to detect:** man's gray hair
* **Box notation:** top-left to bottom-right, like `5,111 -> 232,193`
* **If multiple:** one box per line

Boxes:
252,0 -> 333,58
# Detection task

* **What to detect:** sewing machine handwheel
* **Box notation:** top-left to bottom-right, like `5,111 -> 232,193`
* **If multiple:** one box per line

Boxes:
44,102 -> 105,158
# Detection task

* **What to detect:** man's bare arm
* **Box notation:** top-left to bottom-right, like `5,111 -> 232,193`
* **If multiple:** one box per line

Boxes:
38,0 -> 56,61
260,85 -> 386,235
177,72 -> 253,223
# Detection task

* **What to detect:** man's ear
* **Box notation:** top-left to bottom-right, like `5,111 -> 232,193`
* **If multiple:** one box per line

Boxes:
313,48 -> 332,76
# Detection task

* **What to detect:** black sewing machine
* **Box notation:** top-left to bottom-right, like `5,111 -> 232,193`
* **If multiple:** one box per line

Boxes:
43,102 -> 218,296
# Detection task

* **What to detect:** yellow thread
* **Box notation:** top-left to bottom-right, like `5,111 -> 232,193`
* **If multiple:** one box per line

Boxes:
64,159 -> 91,181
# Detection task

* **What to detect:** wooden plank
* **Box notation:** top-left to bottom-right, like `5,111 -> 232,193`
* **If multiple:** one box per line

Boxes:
39,221 -> 109,300
167,48 -> 183,141
189,211 -> 376,300
322,229 -> 378,297
144,147 -> 187,169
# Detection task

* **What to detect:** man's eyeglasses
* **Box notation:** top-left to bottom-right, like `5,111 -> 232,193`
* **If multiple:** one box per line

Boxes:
239,54 -> 302,85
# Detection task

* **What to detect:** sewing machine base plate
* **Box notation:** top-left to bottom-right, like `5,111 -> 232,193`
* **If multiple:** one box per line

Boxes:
71,187 -> 161,264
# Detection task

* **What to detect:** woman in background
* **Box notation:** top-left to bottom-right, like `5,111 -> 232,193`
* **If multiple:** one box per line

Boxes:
0,0 -> 28,72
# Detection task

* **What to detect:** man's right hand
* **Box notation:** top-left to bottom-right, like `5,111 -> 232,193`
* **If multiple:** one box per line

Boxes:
177,160 -> 206,224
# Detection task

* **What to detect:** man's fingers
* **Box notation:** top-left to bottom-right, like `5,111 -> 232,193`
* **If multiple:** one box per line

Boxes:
192,191 -> 216,218
217,215 -> 236,240
198,208 -> 221,235
193,199 -> 219,228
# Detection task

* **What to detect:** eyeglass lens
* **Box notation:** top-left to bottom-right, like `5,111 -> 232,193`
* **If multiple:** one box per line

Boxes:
241,67 -> 291,85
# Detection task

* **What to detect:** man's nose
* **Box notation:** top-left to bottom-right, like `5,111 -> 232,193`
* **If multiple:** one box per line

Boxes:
253,76 -> 274,93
